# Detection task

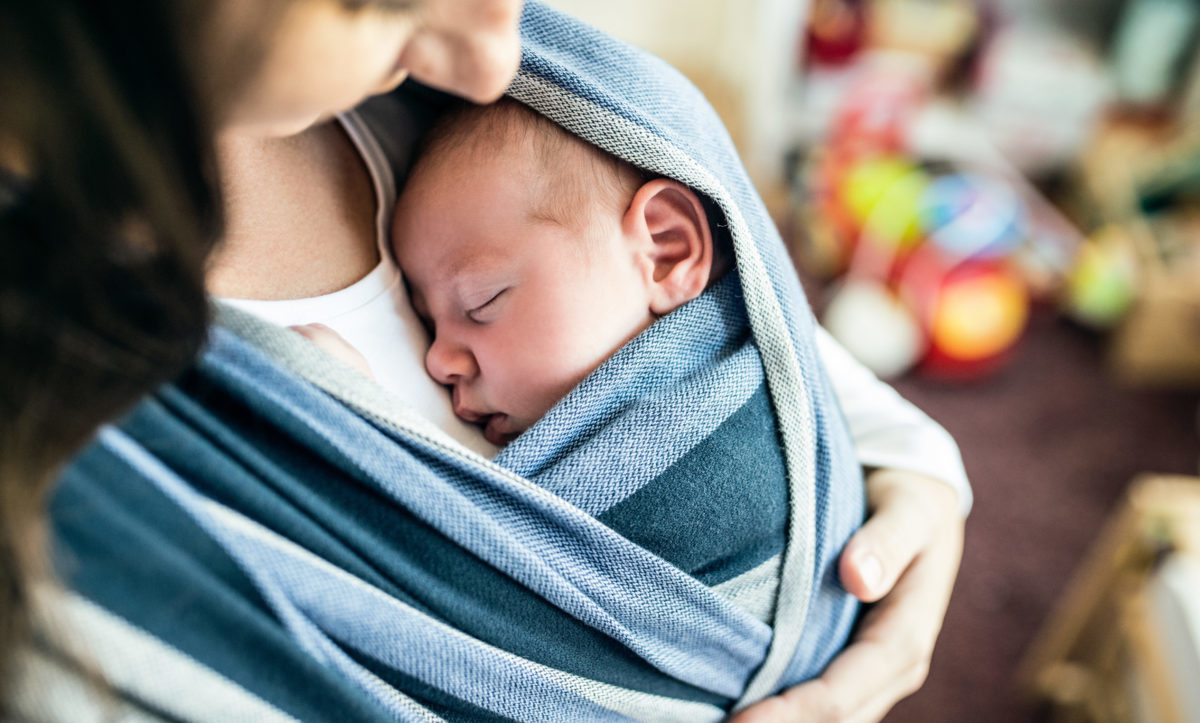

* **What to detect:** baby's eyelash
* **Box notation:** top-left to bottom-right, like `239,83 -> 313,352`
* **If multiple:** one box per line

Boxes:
466,289 -> 506,322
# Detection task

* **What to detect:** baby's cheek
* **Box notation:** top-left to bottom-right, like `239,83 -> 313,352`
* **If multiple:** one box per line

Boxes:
505,344 -> 582,419
493,297 -> 611,419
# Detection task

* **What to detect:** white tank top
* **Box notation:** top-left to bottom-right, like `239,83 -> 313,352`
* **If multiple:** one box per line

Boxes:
219,111 -> 500,459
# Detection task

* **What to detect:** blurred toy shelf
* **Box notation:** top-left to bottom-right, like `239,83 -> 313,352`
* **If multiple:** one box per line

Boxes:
786,0 -> 1200,388
1019,475 -> 1200,723
789,5 -> 1200,721
1072,120 -> 1200,388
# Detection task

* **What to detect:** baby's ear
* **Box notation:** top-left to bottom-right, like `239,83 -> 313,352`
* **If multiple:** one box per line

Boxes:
625,178 -> 714,316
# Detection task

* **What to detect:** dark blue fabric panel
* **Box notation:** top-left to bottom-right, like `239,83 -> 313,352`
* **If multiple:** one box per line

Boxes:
598,383 -> 787,586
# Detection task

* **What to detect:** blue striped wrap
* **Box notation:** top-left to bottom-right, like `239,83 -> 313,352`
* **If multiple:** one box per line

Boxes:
45,3 -> 866,721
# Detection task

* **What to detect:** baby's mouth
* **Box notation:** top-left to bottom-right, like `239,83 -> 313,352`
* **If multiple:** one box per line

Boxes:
482,413 -> 519,446
452,391 -> 519,446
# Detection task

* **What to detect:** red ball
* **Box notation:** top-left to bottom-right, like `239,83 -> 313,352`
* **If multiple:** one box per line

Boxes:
898,250 -> 1029,379
806,0 -> 866,66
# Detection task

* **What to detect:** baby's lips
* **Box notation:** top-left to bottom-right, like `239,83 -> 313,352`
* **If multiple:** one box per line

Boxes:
451,388 -> 485,423
453,401 -> 484,424
483,413 -> 518,446
449,391 -> 517,445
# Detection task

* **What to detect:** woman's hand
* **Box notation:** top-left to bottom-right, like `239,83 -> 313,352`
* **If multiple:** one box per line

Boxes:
731,469 -> 965,723
291,323 -> 375,379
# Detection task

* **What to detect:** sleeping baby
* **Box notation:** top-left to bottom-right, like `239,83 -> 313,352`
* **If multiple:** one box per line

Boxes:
300,98 -> 859,672
304,97 -> 732,447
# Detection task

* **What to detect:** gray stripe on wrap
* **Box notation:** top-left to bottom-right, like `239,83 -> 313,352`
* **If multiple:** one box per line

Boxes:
507,70 -> 819,707
9,647 -> 165,723
712,553 -> 783,625
14,584 -> 298,723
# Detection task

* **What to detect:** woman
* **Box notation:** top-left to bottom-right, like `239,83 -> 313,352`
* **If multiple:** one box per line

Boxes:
0,0 -> 964,720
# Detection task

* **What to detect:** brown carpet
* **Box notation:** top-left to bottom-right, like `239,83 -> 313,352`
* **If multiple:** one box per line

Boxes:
862,306 -> 1200,721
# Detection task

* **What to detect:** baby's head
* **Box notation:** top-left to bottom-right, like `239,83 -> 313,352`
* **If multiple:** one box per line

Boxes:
393,98 -> 724,446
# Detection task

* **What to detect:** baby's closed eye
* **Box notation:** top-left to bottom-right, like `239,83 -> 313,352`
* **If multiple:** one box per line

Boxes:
466,288 -> 508,323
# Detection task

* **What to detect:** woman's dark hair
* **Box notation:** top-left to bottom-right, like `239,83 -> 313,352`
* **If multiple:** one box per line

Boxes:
0,0 -> 236,693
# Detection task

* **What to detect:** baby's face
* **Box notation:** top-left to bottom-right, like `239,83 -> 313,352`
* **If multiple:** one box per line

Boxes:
394,144 -> 656,446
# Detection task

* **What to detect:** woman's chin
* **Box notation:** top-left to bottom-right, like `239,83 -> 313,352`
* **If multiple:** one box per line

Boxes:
222,110 -> 331,140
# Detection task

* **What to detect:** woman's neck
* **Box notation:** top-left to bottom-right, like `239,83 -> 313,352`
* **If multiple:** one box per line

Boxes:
207,121 -> 379,300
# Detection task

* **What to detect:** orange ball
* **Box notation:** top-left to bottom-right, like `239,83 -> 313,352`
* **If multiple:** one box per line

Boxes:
899,250 -> 1030,379
930,268 -> 1028,361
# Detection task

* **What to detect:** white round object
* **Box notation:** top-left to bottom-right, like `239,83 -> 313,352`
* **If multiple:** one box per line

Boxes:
823,280 -> 925,379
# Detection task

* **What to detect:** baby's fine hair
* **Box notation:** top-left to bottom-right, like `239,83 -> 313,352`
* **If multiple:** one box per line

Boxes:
411,96 -> 733,268
410,97 -> 648,232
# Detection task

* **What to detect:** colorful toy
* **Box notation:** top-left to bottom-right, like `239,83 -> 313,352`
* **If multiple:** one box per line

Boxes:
1064,226 -> 1139,328
902,253 -> 1030,378
820,162 -> 1032,380
931,265 -> 1028,360
839,156 -> 929,250
921,174 -> 1025,260
910,174 -> 1031,378
823,279 -> 925,378
806,153 -> 929,277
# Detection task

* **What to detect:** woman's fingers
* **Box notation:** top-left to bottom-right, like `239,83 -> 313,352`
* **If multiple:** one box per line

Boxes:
730,469 -> 965,723
734,629 -> 922,723
835,508 -> 963,722
840,469 -> 960,602
733,503 -> 963,723
291,323 -> 375,378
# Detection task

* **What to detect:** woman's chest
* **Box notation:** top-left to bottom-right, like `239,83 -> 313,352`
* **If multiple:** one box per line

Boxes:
208,122 -> 380,300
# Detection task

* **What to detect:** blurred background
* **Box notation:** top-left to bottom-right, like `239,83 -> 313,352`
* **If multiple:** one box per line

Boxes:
546,1 -> 1200,720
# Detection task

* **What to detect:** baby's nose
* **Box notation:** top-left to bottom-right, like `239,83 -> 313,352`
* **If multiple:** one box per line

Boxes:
425,336 -> 478,385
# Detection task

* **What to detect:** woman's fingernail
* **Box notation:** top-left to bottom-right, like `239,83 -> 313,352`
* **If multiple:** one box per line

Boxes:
857,552 -> 883,594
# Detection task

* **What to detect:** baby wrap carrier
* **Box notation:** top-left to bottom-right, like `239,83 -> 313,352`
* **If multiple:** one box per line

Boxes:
40,4 -> 865,721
